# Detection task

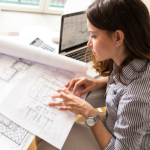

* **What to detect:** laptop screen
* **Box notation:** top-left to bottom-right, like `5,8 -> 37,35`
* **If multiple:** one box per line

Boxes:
59,11 -> 90,53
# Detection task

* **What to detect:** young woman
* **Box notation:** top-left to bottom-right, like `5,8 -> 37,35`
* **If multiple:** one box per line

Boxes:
36,0 -> 150,149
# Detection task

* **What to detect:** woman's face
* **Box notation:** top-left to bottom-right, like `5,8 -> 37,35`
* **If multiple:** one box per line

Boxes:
87,19 -> 118,62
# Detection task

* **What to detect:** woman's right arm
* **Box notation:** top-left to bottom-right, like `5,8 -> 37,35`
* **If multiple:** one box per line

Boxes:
65,76 -> 108,97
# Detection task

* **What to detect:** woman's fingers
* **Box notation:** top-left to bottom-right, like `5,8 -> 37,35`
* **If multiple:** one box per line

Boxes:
65,79 -> 75,89
72,80 -> 85,94
50,89 -> 72,106
65,77 -> 84,91
57,88 -> 71,94
48,101 -> 63,106
51,92 -> 68,99
77,87 -> 90,97
65,81 -> 70,87
58,106 -> 75,111
67,79 -> 79,90
65,77 -> 88,94
48,100 -> 70,107
50,90 -> 86,115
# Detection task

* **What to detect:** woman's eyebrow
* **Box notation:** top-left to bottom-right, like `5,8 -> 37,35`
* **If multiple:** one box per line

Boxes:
89,31 -> 96,33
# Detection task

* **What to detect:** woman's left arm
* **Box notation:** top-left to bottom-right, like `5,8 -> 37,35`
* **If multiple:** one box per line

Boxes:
49,88 -> 112,150
103,95 -> 150,150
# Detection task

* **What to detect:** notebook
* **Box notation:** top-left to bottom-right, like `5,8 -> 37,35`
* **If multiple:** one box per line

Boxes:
59,11 -> 99,77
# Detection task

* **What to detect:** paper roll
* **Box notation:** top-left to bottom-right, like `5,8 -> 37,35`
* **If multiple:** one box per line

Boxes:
0,36 -> 87,74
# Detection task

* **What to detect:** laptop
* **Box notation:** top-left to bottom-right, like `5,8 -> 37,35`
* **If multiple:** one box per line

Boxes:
59,11 -> 99,77
29,11 -> 99,77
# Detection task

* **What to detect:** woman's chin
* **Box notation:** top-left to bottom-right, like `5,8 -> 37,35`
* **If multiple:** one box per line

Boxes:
95,56 -> 106,62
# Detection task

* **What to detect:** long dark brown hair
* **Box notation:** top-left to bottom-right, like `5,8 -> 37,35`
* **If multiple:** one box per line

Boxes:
86,0 -> 150,78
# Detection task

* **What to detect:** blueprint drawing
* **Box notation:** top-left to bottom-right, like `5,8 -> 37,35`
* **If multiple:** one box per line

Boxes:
15,104 -> 57,133
0,53 -> 34,150
15,67 -> 84,133
0,115 -> 33,150
0,36 -> 89,150
0,64 -> 89,149
0,53 -> 33,101
0,115 -> 28,145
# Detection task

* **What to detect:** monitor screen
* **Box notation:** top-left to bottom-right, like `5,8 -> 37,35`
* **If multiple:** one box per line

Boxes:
60,12 -> 90,51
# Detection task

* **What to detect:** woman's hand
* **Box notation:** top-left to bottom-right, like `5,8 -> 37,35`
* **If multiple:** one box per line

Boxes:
65,77 -> 100,97
49,88 -> 97,118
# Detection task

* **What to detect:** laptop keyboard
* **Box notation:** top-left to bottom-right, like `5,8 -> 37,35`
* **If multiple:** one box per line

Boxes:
65,48 -> 91,63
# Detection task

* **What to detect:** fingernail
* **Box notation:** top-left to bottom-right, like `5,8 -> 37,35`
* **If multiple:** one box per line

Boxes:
48,102 -> 52,105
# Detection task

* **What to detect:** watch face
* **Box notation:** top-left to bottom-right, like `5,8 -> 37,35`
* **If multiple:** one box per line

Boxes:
86,118 -> 95,127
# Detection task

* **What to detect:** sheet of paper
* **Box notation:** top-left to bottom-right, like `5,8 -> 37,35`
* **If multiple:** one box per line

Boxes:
0,118 -> 34,150
0,62 -> 92,149
0,53 -> 34,150
0,36 -> 87,74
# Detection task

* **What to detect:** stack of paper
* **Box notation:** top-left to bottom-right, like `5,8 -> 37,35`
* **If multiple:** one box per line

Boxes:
0,36 -> 92,150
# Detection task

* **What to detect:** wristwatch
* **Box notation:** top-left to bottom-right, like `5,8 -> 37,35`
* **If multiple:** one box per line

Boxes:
85,114 -> 100,127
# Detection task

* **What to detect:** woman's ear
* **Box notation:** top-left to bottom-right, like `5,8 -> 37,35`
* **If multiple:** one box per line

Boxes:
114,30 -> 124,47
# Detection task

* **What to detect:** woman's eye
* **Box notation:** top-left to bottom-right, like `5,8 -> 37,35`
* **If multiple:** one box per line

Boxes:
91,36 -> 96,39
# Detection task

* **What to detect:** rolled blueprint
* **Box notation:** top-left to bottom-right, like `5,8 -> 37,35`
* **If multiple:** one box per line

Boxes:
0,36 -> 87,74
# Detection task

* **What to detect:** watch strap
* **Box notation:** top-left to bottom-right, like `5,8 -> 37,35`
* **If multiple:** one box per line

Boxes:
94,114 -> 100,123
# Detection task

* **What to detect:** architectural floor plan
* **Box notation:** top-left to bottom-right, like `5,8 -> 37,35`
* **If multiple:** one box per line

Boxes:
0,53 -> 33,100
15,67 -> 78,133
0,63 -> 89,149
0,115 -> 28,145
16,104 -> 57,134
0,53 -> 34,150
0,115 -> 33,150
0,35 -> 89,150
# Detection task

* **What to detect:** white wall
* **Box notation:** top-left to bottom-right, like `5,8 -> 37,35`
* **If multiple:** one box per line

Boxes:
64,0 -> 93,14
143,0 -> 150,12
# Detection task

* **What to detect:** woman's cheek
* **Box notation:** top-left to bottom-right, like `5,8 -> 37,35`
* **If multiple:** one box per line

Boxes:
94,44 -> 99,53
94,40 -> 100,49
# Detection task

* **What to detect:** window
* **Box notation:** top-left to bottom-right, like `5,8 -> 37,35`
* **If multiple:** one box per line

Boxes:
0,0 -> 67,14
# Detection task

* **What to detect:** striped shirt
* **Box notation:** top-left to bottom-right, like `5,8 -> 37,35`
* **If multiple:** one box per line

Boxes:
104,59 -> 150,150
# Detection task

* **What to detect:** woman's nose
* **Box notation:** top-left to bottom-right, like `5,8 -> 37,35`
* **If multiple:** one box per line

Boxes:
87,38 -> 93,47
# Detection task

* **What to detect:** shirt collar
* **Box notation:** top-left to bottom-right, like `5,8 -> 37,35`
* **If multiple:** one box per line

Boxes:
113,59 -> 148,85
